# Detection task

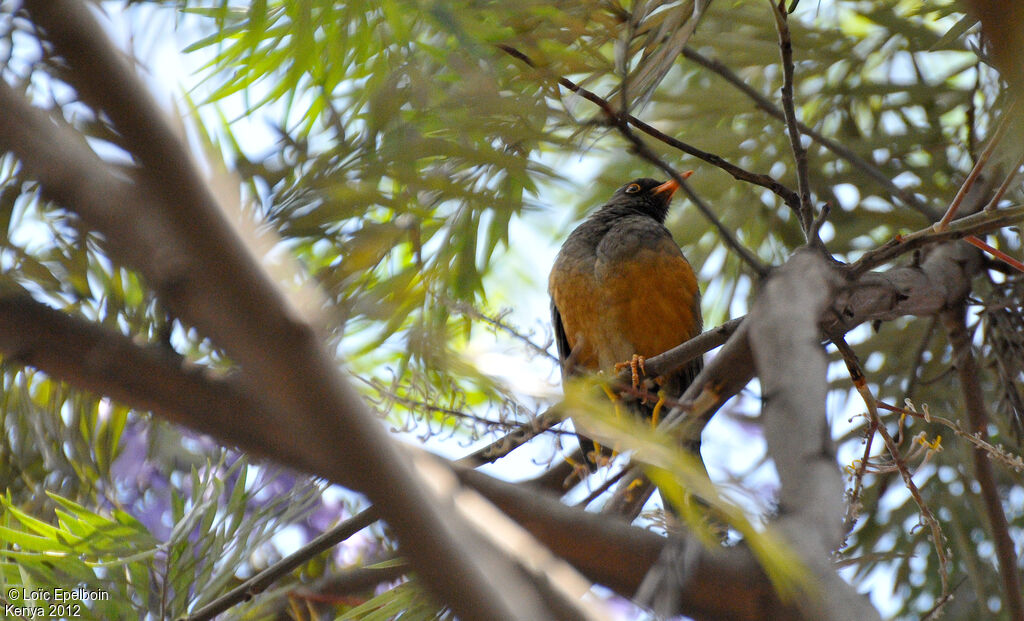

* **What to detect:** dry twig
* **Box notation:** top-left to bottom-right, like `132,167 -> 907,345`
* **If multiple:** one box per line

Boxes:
769,0 -> 814,234
832,337 -> 951,598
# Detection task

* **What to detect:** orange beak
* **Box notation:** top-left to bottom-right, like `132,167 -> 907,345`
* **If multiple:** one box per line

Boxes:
652,170 -> 694,197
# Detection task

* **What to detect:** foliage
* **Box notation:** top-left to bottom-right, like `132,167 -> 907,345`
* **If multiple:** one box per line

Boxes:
0,451 -> 322,619
0,0 -> 1021,619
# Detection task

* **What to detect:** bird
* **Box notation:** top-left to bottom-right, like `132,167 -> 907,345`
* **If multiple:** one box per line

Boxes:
549,175 -> 703,471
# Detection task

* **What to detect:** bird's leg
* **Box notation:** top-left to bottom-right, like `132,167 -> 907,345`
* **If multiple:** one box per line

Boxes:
650,377 -> 668,427
651,391 -> 666,427
585,378 -> 622,467
600,381 -> 625,419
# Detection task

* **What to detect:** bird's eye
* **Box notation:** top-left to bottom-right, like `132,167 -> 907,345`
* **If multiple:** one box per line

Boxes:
624,183 -> 641,194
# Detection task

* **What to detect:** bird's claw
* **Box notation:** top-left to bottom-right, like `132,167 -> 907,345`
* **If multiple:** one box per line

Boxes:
614,354 -> 647,389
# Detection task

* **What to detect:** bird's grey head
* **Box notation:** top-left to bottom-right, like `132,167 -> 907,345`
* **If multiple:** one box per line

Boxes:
606,177 -> 681,223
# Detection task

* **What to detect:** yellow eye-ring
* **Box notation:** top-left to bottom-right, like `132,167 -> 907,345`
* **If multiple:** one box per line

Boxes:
624,183 -> 641,194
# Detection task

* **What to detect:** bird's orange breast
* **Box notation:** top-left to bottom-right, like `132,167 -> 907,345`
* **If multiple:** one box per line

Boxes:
550,234 -> 701,373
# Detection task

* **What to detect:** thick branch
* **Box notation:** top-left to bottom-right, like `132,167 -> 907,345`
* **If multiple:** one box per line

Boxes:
747,250 -> 880,620
828,242 -> 985,333
1,6 -> 1009,618
0,293 -> 300,467
0,222 -> 991,619
0,288 -> 822,619
455,467 -> 804,620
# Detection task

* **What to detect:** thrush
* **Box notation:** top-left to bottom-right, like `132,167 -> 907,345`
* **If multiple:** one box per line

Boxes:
549,175 -> 704,470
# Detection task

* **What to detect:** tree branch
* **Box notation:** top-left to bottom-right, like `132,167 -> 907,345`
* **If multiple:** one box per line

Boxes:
624,316 -> 743,384
832,337 -> 950,597
498,44 -> 772,276
622,135 -> 771,276
941,304 -> 1024,621
847,203 -> 1024,276
454,466 -> 806,620
313,552 -> 407,599
770,1 -> 814,235
829,241 -> 985,333
0,227 -> 993,620
0,291 -> 294,462
935,98 -> 1016,231
0,288 -> 825,619
747,249 -> 881,620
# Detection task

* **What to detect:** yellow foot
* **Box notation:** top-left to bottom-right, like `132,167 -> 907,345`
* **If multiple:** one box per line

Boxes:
589,441 -> 617,468
564,455 -> 593,483
614,354 -> 647,389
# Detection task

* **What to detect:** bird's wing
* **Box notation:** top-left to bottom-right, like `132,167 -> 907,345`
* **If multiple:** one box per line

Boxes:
550,299 -> 576,382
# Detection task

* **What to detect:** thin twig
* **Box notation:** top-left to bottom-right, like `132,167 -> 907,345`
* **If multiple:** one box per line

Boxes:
311,552 -> 407,599
965,234 -> 1024,273
575,467 -> 631,509
936,97 -> 1018,231
770,1 -> 813,235
355,375 -> 572,440
457,407 -> 566,467
984,149 -> 1024,211
499,44 -> 770,274
832,336 -> 951,597
875,401 -> 1023,471
497,44 -> 802,212
677,187 -> 770,275
920,578 -> 968,621
901,316 -> 938,403
843,400 -> 877,529
808,203 -> 831,251
681,47 -> 939,220
444,297 -> 558,363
